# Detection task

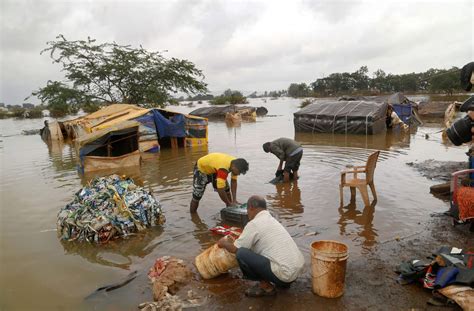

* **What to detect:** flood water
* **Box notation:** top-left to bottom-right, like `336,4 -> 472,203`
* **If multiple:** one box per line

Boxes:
0,98 -> 467,310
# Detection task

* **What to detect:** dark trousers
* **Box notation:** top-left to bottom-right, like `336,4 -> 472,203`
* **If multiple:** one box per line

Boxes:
236,248 -> 292,288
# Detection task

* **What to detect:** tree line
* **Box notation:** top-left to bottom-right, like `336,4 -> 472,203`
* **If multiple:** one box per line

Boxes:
287,66 -> 462,98
27,36 -> 463,117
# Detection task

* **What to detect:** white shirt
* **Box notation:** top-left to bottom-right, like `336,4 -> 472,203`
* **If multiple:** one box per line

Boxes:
234,210 -> 305,282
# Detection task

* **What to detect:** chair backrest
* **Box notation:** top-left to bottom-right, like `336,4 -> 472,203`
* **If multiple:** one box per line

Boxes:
365,151 -> 380,183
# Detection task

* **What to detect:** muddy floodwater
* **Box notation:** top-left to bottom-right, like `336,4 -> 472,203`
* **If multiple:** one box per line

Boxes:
0,98 -> 468,310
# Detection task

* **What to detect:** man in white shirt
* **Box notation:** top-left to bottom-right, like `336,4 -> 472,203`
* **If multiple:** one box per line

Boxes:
217,195 -> 305,297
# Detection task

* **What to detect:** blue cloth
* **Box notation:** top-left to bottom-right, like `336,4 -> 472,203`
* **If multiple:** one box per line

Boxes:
150,110 -> 186,138
435,266 -> 459,289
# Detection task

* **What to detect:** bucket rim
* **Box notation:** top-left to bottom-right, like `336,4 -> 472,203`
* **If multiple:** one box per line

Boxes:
311,240 -> 348,254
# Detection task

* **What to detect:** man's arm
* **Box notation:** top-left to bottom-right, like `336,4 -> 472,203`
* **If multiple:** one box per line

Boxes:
277,159 -> 284,171
217,187 -> 232,206
231,178 -> 238,204
469,111 -> 474,141
271,144 -> 286,161
217,236 -> 237,253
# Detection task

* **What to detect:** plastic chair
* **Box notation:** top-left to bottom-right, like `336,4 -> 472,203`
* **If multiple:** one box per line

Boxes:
450,169 -> 474,225
339,151 -> 380,207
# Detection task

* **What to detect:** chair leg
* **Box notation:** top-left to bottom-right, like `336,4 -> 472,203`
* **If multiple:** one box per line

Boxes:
339,185 -> 344,207
358,185 -> 370,207
369,182 -> 377,201
350,187 -> 356,202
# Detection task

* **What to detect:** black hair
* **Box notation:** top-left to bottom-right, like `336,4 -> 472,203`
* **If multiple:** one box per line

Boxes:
262,142 -> 271,153
232,158 -> 249,175
248,196 -> 267,209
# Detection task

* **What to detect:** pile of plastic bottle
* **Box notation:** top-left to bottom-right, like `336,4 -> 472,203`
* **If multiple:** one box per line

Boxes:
57,174 -> 165,243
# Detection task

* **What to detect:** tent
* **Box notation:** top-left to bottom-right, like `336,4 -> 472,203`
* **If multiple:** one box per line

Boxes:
76,120 -> 141,173
293,100 -> 388,135
43,104 -> 208,172
190,105 -> 268,118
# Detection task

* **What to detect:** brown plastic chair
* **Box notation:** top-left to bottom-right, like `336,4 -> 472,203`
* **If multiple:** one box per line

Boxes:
339,151 -> 380,207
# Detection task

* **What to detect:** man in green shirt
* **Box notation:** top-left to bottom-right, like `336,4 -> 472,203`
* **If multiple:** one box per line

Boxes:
263,137 -> 303,183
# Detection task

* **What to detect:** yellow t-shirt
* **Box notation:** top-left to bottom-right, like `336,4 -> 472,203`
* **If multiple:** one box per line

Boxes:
197,153 -> 238,188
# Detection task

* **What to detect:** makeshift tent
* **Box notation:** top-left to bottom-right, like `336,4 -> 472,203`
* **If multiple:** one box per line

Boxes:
41,104 -> 208,171
294,100 -> 388,135
190,105 -> 268,118
62,104 -> 149,139
154,109 -> 208,147
387,92 -> 420,124
337,93 -> 421,126
76,120 -> 141,172
41,120 -> 64,141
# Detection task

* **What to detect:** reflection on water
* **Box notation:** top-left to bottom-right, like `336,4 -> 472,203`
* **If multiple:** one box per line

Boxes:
60,227 -> 164,269
267,182 -> 303,213
338,201 -> 377,252
190,213 -> 213,249
0,98 -> 467,310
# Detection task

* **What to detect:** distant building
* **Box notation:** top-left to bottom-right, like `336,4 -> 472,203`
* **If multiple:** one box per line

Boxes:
22,103 -> 34,109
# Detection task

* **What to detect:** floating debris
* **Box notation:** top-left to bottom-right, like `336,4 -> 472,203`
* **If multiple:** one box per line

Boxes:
57,174 -> 165,243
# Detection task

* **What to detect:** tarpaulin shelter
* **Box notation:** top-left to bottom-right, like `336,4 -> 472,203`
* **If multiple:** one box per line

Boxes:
190,105 -> 268,118
387,92 -> 420,124
49,104 -> 208,172
294,100 -> 388,135
76,120 -> 141,172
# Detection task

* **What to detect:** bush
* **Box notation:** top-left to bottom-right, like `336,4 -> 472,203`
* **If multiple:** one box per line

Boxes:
48,102 -> 79,118
210,89 -> 247,105
27,106 -> 45,118
0,110 -> 11,119
300,99 -> 313,108
82,102 -> 101,113
11,107 -> 26,118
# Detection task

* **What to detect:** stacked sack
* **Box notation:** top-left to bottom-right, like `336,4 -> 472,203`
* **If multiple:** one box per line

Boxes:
57,174 -> 165,243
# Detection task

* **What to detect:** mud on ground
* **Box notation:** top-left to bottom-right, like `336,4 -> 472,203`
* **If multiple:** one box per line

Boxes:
200,215 -> 472,311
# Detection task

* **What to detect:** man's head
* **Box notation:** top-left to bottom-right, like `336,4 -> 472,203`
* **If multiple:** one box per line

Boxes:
262,142 -> 272,153
230,158 -> 249,176
246,195 -> 266,220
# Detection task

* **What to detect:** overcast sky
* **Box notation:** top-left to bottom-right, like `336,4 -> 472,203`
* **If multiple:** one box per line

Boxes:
1,0 -> 472,104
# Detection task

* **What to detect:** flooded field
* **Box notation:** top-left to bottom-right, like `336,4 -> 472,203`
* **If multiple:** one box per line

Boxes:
0,98 -> 468,310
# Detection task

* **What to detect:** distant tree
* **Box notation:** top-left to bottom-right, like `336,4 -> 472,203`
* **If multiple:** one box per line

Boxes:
187,93 -> 214,101
288,83 -> 311,97
247,91 -> 258,98
29,34 -> 208,116
351,66 -> 369,91
30,81 -> 85,117
371,69 -> 388,92
210,89 -> 247,105
429,67 -> 460,95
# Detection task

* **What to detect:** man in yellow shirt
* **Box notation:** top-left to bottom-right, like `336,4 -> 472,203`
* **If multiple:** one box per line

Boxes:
190,153 -> 249,213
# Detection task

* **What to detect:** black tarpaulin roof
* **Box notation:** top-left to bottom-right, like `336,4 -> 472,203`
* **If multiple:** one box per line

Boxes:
294,100 -> 387,120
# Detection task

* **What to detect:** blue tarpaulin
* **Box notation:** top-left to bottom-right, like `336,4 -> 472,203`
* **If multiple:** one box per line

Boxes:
150,110 -> 186,138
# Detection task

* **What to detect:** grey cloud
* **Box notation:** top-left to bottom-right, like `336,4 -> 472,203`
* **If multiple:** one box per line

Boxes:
302,0 -> 362,23
0,0 -> 472,105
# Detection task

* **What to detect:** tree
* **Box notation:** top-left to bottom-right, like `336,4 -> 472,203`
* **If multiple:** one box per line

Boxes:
31,81 -> 86,117
371,69 -> 387,92
429,67 -> 460,95
352,66 -> 369,91
288,83 -> 311,97
210,89 -> 247,105
29,35 -> 208,115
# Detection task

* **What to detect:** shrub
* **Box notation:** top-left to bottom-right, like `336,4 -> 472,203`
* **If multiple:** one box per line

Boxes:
300,99 -> 313,108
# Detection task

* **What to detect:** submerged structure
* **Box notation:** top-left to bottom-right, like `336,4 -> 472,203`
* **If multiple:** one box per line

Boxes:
294,100 -> 388,135
294,92 -> 422,135
190,105 -> 268,119
42,104 -> 208,172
